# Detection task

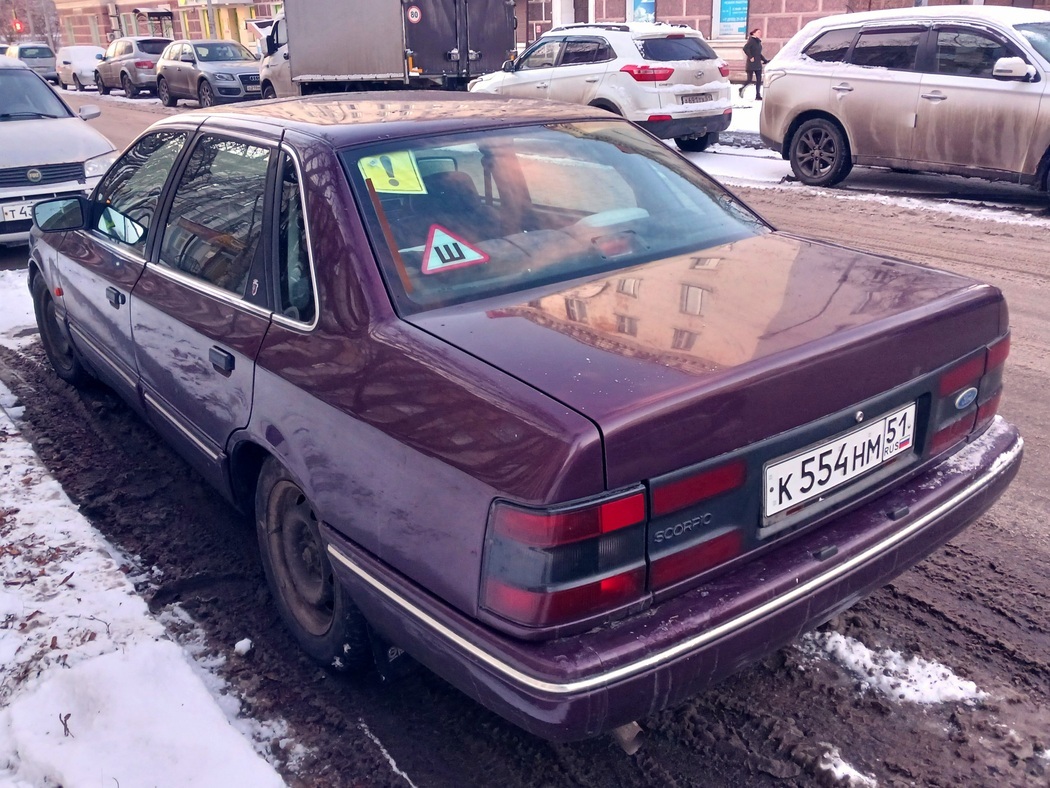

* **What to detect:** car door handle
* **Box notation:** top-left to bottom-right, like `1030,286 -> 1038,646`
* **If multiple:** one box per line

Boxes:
209,346 -> 235,374
920,92 -> 948,102
832,84 -> 854,93
585,77 -> 599,82
105,286 -> 126,309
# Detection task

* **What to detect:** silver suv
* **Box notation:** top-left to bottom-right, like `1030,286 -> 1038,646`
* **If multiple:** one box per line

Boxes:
761,6 -> 1050,189
470,22 -> 731,152
94,36 -> 171,97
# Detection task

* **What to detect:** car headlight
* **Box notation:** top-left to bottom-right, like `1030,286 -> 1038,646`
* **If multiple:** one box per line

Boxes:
214,72 -> 235,82
84,151 -> 118,179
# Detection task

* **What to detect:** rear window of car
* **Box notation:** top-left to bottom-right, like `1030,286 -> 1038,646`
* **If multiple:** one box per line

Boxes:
137,39 -> 170,55
19,46 -> 54,58
639,36 -> 717,61
343,121 -> 764,314
803,27 -> 858,62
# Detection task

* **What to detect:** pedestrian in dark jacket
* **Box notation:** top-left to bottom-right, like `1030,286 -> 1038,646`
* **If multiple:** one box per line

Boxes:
740,28 -> 768,100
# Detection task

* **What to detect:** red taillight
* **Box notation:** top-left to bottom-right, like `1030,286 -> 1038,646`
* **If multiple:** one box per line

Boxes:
482,490 -> 648,628
651,459 -> 746,517
986,334 -> 1009,373
938,353 -> 984,397
647,114 -> 672,122
930,414 -> 975,456
134,60 -> 154,69
620,64 -> 675,82
931,333 -> 1010,454
718,63 -> 730,78
974,389 -> 1002,434
650,530 -> 743,589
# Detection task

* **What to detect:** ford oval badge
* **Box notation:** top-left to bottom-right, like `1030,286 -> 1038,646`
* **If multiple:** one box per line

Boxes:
955,387 -> 979,410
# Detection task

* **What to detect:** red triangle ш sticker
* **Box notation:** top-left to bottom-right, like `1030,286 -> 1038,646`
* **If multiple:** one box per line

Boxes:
421,225 -> 490,275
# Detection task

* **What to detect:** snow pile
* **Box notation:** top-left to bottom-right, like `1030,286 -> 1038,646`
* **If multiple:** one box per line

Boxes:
816,745 -> 878,787
801,631 -> 987,704
0,391 -> 285,787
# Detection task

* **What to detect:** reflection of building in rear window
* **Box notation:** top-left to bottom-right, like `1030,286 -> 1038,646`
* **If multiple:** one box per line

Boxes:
616,314 -> 638,335
672,328 -> 698,351
803,28 -> 859,63
565,298 -> 588,322
617,277 -> 641,297
518,154 -> 635,213
679,284 -> 707,316
640,37 -> 717,61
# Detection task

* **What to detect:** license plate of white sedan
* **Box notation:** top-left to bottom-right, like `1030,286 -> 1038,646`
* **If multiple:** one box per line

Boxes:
764,403 -> 916,517
2,202 -> 34,222
682,93 -> 713,104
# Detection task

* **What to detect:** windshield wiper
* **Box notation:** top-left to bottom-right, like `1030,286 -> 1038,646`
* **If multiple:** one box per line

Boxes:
0,111 -> 63,120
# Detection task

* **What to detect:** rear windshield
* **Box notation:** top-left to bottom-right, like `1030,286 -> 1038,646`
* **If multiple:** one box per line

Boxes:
137,39 -> 170,55
0,68 -> 71,120
342,121 -> 763,314
1016,22 -> 1050,62
639,36 -> 717,62
18,46 -> 54,58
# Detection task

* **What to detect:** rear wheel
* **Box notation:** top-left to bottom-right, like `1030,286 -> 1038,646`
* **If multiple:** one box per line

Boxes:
59,76 -> 68,90
32,276 -> 89,387
157,77 -> 177,107
73,74 -> 84,92
255,458 -> 372,672
676,133 -> 715,153
198,80 -> 215,107
789,118 -> 853,187
121,73 -> 138,98
95,71 -> 109,95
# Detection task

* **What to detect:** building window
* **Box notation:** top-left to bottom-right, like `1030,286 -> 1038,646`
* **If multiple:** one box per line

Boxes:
565,298 -> 587,323
672,329 -> 698,351
616,314 -> 638,336
679,284 -> 707,316
88,16 -> 101,45
617,277 -> 641,297
689,256 -> 721,270
64,18 -> 75,45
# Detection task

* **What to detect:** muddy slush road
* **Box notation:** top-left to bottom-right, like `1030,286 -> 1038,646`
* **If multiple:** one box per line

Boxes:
1,144 -> 1048,784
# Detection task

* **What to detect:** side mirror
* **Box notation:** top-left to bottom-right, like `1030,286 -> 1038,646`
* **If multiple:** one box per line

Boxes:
78,105 -> 101,121
992,56 -> 1036,81
95,53 -> 104,60
34,197 -> 88,232
501,59 -> 515,72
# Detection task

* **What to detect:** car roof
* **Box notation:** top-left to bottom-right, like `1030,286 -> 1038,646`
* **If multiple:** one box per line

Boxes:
153,92 -> 616,147
0,55 -> 30,69
546,21 -> 705,38
806,5 -> 1050,29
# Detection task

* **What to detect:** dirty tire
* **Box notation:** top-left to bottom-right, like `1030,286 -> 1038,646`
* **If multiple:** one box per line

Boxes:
158,77 -> 176,107
261,83 -> 276,100
676,133 -> 714,153
95,72 -> 109,95
59,77 -> 68,90
198,80 -> 215,108
73,74 -> 84,92
789,118 -> 853,187
31,275 -> 90,387
255,457 -> 372,672
121,73 -> 138,98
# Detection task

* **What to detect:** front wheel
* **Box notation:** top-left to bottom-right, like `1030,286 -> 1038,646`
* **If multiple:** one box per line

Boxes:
789,118 -> 853,187
261,83 -> 276,100
676,133 -> 715,153
59,77 -> 68,90
255,458 -> 372,672
95,72 -> 109,95
158,77 -> 177,107
32,276 -> 90,387
198,80 -> 215,107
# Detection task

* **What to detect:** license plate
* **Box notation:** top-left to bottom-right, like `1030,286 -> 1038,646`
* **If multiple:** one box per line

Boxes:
1,202 -> 34,223
764,403 -> 916,517
246,84 -> 261,92
682,93 -> 713,104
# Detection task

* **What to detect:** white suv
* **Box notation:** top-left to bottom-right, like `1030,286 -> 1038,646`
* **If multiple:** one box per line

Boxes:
470,22 -> 731,151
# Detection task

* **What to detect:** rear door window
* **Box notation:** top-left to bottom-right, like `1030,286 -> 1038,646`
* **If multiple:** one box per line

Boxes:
560,39 -> 609,66
849,28 -> 924,70
639,36 -> 717,61
803,27 -> 859,63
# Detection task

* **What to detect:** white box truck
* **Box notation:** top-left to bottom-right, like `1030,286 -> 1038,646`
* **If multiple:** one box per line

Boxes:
260,0 -> 516,98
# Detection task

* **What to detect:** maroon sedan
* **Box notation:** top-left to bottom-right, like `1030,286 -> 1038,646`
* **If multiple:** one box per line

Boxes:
28,93 -> 1022,742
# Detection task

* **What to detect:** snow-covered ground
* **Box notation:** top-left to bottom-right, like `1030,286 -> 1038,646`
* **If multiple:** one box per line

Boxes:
0,96 -> 1007,787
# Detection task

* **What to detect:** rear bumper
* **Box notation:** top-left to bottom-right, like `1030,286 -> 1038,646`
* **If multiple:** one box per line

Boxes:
637,110 -> 732,140
325,417 -> 1021,741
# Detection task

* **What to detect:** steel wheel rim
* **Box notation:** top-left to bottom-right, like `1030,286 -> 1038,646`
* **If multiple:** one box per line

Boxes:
797,128 -> 837,180
268,480 -> 334,636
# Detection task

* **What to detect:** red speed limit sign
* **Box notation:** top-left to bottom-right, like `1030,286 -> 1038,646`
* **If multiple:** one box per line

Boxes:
407,5 -> 422,23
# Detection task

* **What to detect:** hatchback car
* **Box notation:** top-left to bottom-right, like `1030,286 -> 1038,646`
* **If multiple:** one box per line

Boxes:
57,44 -> 106,91
5,42 -> 57,83
761,6 -> 1050,188
470,22 -> 732,151
28,93 -> 1021,741
94,35 -> 171,97
156,39 -> 261,107
0,57 -> 115,245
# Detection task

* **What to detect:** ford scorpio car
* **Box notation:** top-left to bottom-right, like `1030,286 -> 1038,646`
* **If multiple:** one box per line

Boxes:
27,93 -> 1022,741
